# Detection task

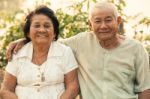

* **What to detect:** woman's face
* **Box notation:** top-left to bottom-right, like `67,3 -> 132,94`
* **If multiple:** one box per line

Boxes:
29,14 -> 55,45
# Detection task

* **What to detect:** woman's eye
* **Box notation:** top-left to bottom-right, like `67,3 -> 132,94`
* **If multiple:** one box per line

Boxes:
44,25 -> 51,28
33,25 -> 40,28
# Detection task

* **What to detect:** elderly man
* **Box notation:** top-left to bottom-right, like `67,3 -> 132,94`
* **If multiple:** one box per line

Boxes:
5,1 -> 150,99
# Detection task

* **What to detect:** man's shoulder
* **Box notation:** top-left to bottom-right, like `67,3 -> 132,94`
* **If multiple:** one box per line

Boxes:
125,37 -> 143,46
122,37 -> 145,51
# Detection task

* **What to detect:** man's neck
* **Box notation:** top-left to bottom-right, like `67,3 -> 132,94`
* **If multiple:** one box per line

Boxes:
99,35 -> 125,49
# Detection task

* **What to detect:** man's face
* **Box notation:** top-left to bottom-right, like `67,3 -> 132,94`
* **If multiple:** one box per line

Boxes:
89,8 -> 121,41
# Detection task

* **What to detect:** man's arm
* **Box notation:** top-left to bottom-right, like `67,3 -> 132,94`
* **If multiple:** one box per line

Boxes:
6,38 -> 27,61
135,43 -> 150,99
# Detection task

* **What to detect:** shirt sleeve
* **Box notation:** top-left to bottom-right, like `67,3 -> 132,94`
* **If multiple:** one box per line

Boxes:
5,59 -> 19,77
134,43 -> 150,92
63,46 -> 78,74
58,34 -> 80,56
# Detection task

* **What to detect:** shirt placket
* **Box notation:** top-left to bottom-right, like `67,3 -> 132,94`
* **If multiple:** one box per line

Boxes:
102,50 -> 110,99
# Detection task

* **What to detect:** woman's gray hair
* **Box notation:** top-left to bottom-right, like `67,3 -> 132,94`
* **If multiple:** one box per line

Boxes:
88,1 -> 119,20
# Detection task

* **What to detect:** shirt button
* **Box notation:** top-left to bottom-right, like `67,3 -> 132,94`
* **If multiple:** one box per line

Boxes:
34,83 -> 40,86
104,95 -> 107,99
37,88 -> 40,92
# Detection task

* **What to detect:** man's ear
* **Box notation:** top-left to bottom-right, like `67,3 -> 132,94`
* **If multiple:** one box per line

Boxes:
117,16 -> 122,25
88,20 -> 92,31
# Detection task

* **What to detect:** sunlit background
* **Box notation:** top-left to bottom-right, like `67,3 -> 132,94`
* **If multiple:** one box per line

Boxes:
0,0 -> 150,36
124,0 -> 150,37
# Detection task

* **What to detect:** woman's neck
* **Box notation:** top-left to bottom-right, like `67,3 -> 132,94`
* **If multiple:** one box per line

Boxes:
33,41 -> 51,52
33,44 -> 50,54
32,43 -> 51,65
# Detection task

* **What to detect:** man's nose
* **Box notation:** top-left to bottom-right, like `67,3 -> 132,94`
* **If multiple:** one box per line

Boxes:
100,21 -> 107,28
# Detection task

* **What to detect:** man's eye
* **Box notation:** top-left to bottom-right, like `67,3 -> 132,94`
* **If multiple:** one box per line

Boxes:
106,20 -> 111,21
105,19 -> 112,22
95,20 -> 101,23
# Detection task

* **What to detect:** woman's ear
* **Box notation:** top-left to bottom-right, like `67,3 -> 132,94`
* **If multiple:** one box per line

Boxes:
27,33 -> 30,38
53,33 -> 56,41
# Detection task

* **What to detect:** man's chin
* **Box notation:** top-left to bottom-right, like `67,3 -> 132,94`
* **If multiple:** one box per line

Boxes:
98,36 -> 112,41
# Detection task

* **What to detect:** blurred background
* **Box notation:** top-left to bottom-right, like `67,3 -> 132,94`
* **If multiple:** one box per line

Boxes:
0,0 -> 150,83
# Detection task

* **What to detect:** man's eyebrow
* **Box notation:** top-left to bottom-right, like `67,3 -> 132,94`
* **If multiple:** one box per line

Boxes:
105,16 -> 113,19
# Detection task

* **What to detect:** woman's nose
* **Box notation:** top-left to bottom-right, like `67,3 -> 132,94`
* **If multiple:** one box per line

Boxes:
38,26 -> 46,32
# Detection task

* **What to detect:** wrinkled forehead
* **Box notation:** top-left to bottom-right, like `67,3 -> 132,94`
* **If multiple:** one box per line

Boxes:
89,2 -> 118,20
90,7 -> 116,19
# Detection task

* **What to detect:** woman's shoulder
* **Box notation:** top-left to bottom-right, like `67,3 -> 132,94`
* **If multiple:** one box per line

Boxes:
47,41 -> 73,57
53,41 -> 71,49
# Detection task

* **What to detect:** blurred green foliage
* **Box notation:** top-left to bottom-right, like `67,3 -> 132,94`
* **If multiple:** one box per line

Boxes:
56,0 -> 90,38
0,12 -> 24,68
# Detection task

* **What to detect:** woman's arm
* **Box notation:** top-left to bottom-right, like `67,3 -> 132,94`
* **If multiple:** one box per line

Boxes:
138,89 -> 150,99
0,72 -> 18,99
60,69 -> 79,99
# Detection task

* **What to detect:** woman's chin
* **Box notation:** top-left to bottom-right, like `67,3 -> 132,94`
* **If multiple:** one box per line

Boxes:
34,41 -> 50,45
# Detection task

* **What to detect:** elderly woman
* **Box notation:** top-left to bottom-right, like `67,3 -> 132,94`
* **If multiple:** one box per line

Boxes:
0,6 -> 79,99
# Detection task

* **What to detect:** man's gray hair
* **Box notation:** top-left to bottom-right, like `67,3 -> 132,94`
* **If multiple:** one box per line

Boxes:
88,1 -> 119,20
